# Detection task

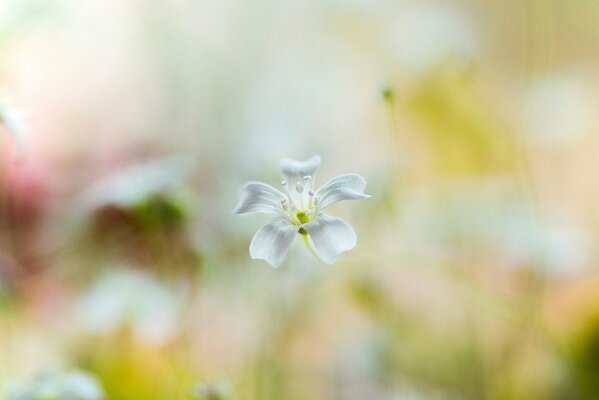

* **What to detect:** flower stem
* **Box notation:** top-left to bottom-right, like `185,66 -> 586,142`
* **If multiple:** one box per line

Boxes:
301,232 -> 322,262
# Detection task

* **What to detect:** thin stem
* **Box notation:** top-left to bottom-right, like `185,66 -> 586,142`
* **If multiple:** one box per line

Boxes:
382,87 -> 402,186
302,232 -> 322,262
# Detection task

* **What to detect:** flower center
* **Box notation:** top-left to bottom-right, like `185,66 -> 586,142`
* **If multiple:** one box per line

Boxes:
296,210 -> 310,224
281,175 -> 319,226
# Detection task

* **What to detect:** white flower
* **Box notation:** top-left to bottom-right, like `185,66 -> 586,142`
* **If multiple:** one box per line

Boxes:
0,104 -> 29,156
76,268 -> 181,345
74,156 -> 195,213
6,371 -> 104,400
194,379 -> 234,400
233,155 -> 370,267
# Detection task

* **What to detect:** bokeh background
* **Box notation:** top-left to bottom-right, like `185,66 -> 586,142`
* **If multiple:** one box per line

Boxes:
1,0 -> 599,399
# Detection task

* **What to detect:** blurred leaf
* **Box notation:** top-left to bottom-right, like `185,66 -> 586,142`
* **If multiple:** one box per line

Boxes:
131,195 -> 186,231
76,333 -> 196,400
403,59 -> 516,175
564,305 -> 599,398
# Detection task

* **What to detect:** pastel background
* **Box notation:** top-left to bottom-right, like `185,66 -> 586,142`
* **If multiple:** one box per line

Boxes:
1,0 -> 599,399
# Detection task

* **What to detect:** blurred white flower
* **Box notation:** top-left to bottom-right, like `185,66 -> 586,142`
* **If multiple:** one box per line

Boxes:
0,104 -> 29,156
76,268 -> 181,345
194,379 -> 234,400
408,191 -> 593,276
387,6 -> 478,73
6,370 -> 104,400
233,155 -> 370,267
74,156 -> 195,214
501,212 -> 592,275
527,76 -> 595,144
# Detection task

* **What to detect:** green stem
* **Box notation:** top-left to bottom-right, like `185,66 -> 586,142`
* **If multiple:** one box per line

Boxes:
302,232 -> 322,262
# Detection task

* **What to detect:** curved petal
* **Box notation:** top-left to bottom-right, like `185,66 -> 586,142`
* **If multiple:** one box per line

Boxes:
249,216 -> 298,267
233,181 -> 286,214
315,173 -> 370,210
280,155 -> 321,185
304,213 -> 357,264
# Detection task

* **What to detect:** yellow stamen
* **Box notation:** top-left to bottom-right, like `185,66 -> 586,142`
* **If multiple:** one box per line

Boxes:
296,210 -> 310,224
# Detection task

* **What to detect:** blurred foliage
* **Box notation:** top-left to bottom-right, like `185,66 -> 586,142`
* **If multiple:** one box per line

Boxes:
74,331 -> 197,400
1,0 -> 599,399
131,194 -> 187,231
349,271 -> 577,400
555,288 -> 599,399
84,193 -> 200,275
403,59 -> 517,176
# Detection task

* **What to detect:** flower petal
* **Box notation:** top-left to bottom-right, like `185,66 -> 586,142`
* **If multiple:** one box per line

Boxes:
304,213 -> 357,264
233,181 -> 286,214
315,173 -> 370,210
279,155 -> 321,185
1,106 -> 29,156
249,216 -> 298,267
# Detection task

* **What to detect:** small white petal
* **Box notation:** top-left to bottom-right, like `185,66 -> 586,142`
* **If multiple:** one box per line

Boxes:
62,371 -> 104,400
1,106 -> 29,156
249,216 -> 298,267
233,181 -> 287,214
280,155 -> 321,185
304,213 -> 357,264
316,173 -> 370,210
77,156 -> 194,209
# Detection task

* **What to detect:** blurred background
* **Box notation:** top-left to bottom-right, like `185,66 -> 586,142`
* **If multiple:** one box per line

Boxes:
1,0 -> 599,399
